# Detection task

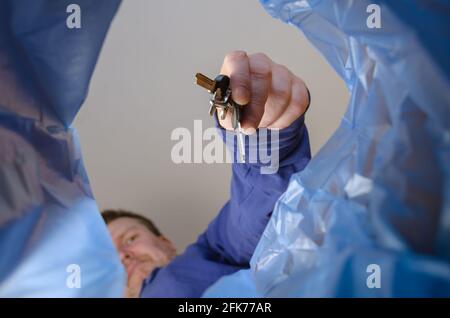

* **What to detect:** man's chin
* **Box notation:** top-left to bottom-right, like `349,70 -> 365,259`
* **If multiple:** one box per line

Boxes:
125,276 -> 145,298
125,284 -> 142,298
125,263 -> 156,298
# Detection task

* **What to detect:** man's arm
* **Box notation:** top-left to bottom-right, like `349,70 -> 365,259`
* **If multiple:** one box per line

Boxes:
140,52 -> 311,297
204,116 -> 310,266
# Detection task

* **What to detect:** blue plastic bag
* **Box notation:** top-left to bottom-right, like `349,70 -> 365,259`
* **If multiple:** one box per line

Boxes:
205,0 -> 450,297
0,0 -> 124,297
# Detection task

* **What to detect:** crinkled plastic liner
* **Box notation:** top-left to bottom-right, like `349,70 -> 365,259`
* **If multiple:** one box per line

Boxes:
0,0 -> 124,297
205,0 -> 450,297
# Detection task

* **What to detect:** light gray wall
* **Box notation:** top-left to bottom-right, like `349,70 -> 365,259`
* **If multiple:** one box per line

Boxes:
73,0 -> 348,251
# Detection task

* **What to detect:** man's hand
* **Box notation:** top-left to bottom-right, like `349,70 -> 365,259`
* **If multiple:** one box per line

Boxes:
219,51 -> 310,133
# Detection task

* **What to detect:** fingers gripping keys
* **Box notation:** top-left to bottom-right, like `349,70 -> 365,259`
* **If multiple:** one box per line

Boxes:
195,73 -> 246,162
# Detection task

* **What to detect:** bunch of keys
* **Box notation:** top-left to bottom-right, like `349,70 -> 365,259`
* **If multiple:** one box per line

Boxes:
195,73 -> 246,163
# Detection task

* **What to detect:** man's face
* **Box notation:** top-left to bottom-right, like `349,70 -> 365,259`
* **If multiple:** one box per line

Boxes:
108,217 -> 177,297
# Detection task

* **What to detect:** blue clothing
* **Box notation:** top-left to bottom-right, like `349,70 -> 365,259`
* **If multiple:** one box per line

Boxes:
140,117 -> 311,297
205,0 -> 450,298
0,0 -> 125,297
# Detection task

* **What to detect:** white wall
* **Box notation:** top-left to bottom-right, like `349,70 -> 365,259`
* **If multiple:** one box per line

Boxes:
73,0 -> 348,251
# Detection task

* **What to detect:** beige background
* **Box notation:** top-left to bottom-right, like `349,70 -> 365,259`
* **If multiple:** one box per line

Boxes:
73,0 -> 348,251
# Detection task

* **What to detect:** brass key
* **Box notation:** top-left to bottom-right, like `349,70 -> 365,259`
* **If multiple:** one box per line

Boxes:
195,73 -> 216,93
195,73 -> 246,163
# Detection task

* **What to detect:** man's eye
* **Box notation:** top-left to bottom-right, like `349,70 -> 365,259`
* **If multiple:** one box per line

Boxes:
125,234 -> 138,246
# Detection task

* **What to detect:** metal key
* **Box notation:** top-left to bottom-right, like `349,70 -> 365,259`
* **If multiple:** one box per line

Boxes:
195,73 -> 246,163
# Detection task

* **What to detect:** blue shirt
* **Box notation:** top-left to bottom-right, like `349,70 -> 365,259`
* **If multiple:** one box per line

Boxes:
140,116 -> 311,297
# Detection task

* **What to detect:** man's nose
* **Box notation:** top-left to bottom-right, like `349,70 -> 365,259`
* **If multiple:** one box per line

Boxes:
119,249 -> 133,266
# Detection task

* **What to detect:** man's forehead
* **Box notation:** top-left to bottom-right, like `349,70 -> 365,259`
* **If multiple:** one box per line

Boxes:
108,217 -> 143,238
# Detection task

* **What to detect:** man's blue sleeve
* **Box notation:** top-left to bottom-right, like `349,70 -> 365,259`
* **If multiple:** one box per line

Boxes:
140,117 -> 311,297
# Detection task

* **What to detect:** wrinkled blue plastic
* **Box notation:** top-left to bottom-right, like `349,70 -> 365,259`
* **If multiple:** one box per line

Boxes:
0,0 -> 125,297
205,0 -> 450,297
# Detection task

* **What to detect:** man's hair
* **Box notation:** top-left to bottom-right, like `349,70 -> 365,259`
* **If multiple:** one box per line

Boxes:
101,209 -> 162,236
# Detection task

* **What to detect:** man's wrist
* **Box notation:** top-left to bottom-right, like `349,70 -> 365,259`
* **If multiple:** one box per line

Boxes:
215,113 -> 306,169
